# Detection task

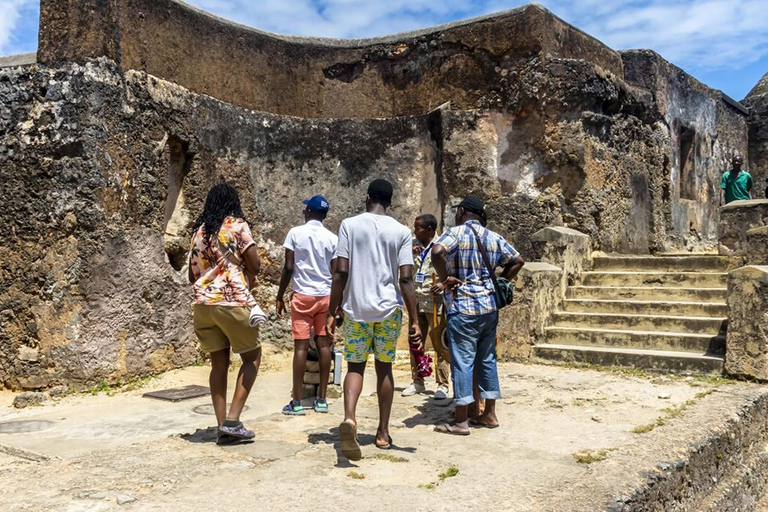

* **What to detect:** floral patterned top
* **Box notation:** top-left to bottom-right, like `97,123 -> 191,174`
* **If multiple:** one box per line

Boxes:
189,216 -> 257,307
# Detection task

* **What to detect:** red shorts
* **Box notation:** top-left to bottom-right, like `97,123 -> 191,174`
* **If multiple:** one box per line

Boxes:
290,292 -> 330,340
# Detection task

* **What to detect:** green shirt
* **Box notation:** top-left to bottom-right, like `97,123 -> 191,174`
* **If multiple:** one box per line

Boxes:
721,169 -> 752,204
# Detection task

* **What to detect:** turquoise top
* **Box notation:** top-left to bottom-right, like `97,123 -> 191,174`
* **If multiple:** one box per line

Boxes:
721,169 -> 753,203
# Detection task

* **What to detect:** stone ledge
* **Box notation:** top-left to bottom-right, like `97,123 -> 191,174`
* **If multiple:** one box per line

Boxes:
725,265 -> 768,380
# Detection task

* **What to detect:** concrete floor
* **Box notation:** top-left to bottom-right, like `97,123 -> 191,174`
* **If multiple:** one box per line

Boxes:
0,352 -> 764,511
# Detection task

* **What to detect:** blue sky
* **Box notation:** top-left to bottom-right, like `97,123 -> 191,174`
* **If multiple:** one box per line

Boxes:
1,0 -> 767,100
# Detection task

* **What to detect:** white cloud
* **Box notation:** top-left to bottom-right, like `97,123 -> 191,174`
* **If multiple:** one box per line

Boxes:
0,0 -> 36,54
540,0 -> 768,70
0,1 -> 23,53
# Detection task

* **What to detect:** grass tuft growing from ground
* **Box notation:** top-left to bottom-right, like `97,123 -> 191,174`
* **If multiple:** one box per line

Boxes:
438,466 -> 459,480
418,483 -> 436,490
572,448 -> 616,464
370,453 -> 408,463
631,394 -> 713,434
347,471 -> 366,480
85,374 -> 157,396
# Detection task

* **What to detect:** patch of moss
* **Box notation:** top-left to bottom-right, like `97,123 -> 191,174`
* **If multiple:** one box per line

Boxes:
572,448 -> 616,464
370,453 -> 408,463
438,466 -> 459,480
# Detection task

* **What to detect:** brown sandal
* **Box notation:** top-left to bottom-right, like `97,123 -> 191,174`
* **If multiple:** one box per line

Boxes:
434,422 -> 471,436
469,418 -> 499,429
339,420 -> 362,461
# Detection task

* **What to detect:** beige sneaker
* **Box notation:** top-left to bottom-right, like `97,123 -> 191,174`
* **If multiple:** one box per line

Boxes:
434,386 -> 449,400
401,382 -> 426,397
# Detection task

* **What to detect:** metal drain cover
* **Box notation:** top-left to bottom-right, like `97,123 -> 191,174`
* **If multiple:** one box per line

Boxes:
192,404 -> 249,415
143,385 -> 210,402
0,420 -> 55,434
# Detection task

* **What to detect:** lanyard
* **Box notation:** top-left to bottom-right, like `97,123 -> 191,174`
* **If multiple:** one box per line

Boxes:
418,242 -> 434,272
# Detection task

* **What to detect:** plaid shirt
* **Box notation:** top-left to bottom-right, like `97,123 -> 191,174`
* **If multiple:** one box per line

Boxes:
436,220 -> 520,316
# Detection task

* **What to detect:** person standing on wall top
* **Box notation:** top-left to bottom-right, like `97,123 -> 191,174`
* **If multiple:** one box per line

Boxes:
430,196 -> 524,436
402,213 -> 451,400
721,155 -> 753,205
276,195 -> 338,416
188,182 -> 262,445
326,179 -> 422,461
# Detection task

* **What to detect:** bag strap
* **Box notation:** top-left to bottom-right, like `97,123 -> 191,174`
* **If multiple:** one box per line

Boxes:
467,224 -> 500,288
214,235 -> 243,267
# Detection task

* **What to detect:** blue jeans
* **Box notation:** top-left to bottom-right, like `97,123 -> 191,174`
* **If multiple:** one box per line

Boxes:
446,311 -> 501,406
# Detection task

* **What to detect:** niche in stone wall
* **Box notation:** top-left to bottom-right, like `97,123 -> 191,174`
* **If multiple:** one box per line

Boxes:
679,126 -> 697,200
163,137 -> 194,272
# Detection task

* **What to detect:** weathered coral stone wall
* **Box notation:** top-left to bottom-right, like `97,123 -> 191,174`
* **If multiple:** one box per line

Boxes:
0,60 -> 436,389
744,73 -> 768,198
38,0 -> 622,119
0,0 -> 752,388
622,51 -> 750,251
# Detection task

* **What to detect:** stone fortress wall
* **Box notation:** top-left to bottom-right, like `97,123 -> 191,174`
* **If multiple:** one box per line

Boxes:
0,0 -> 758,388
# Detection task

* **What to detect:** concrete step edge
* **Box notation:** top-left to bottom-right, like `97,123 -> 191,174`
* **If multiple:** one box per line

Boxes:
583,271 -> 728,276
564,299 -> 727,307
533,343 -> 725,360
544,326 -> 726,339
553,311 -> 727,322
570,286 -> 728,292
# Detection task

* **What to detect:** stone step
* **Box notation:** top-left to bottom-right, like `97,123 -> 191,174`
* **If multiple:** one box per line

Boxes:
568,286 -> 727,302
543,326 -> 725,354
581,271 -> 727,288
592,255 -> 742,272
550,311 -> 726,334
562,298 -> 728,317
532,344 -> 724,374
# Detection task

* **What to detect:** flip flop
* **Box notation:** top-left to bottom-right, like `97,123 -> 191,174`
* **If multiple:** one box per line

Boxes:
469,418 -> 500,429
339,420 -> 362,461
375,436 -> 393,450
434,423 -> 471,436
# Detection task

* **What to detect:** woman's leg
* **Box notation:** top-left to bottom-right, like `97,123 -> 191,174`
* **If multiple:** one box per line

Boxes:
228,347 -> 262,420
209,349 -> 230,427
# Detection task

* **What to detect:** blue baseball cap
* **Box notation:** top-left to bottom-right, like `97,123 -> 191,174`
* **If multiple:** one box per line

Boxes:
303,195 -> 330,212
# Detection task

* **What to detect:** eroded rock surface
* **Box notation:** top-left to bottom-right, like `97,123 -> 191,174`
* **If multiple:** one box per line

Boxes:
725,265 -> 768,380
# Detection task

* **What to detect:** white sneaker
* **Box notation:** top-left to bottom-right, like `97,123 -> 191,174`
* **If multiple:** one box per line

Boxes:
401,383 -> 426,397
434,386 -> 449,400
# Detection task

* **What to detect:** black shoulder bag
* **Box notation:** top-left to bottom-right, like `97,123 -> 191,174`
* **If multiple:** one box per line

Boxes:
466,224 -> 514,310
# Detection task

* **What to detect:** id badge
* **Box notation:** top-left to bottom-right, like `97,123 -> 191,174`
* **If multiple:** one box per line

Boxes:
414,272 -> 426,283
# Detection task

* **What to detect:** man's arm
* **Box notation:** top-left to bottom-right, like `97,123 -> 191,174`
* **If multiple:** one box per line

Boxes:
325,257 -> 349,337
720,189 -> 726,206
500,255 -> 525,280
275,249 -> 294,318
399,264 -> 422,347
430,245 -> 463,294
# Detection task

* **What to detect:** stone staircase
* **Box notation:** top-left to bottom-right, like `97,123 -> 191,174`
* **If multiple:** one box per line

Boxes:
533,255 -> 742,374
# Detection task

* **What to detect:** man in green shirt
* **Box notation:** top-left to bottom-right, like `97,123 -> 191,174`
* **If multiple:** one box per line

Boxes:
721,155 -> 753,205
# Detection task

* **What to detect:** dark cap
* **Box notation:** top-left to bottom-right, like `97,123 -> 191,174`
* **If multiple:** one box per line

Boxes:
303,195 -> 330,212
454,195 -> 485,216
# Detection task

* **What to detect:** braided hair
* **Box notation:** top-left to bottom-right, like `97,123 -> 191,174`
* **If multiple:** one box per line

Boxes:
193,182 -> 246,241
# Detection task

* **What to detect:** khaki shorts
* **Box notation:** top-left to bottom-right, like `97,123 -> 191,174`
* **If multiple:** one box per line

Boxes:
193,304 -> 260,354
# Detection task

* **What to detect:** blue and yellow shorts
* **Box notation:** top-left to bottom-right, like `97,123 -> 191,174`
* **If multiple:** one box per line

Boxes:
342,309 -> 402,363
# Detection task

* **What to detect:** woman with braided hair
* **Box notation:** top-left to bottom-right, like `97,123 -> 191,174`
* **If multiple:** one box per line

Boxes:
188,182 -> 261,444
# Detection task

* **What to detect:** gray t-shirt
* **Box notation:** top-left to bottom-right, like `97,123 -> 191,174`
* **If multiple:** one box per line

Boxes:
335,212 -> 414,322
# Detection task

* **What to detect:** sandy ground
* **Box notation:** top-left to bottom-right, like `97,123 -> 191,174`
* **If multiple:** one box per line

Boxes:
0,352 -> 764,512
